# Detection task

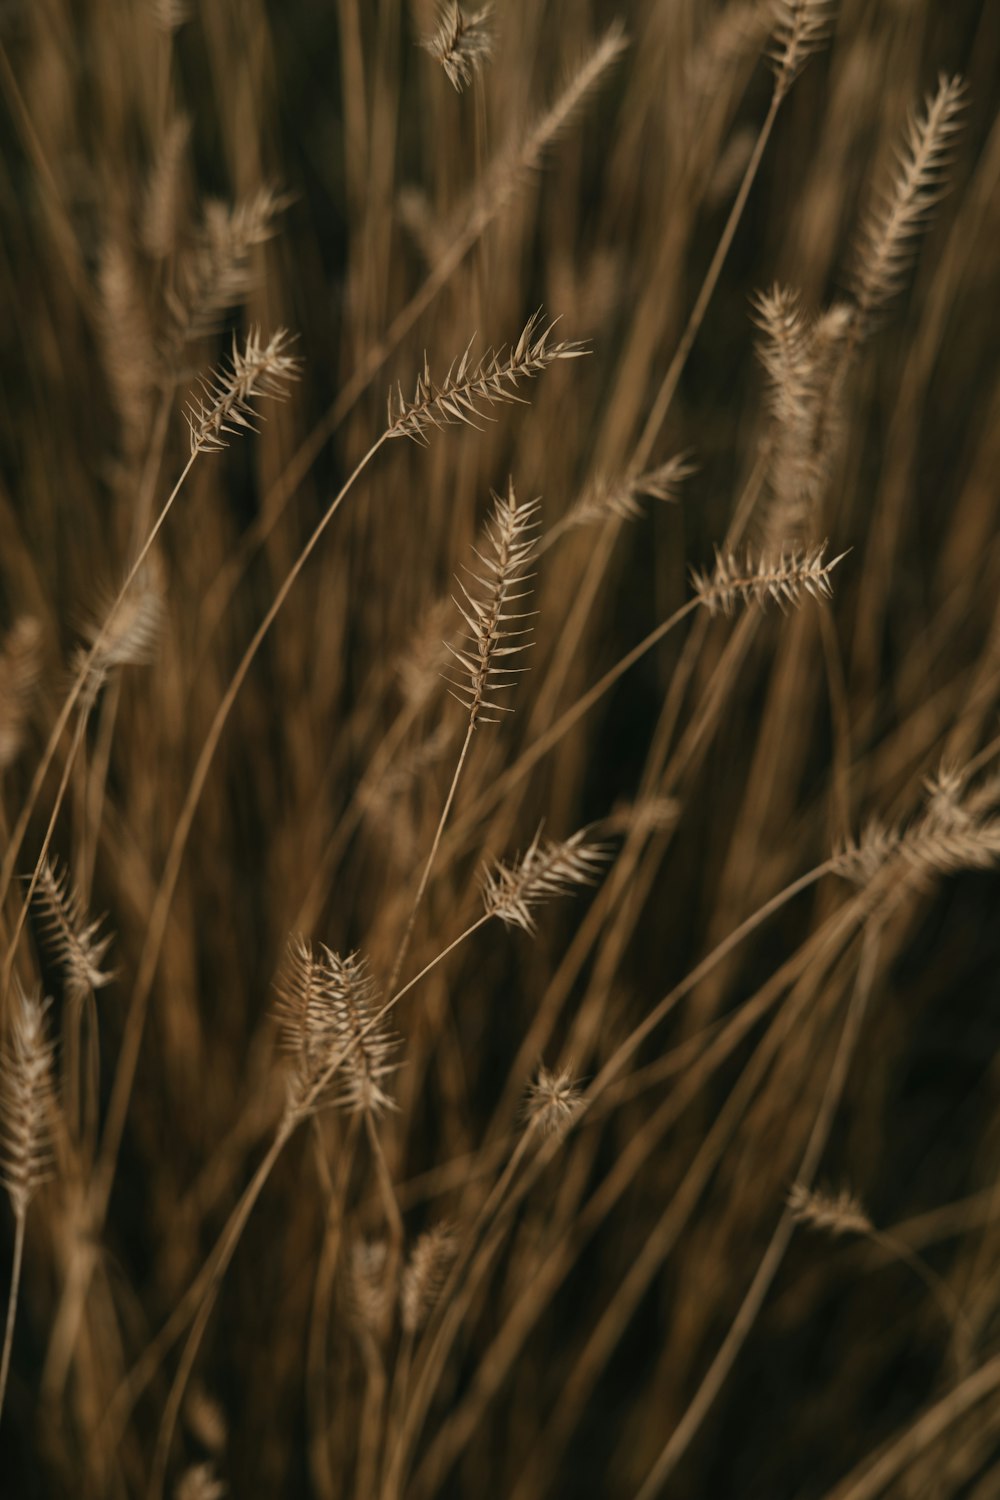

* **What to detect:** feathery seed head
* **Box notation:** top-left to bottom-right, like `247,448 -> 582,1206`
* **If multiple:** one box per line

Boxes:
787,1182 -> 872,1237
481,827 -> 609,934
1,987 -> 57,1219
422,3 -> 493,93
32,857 -> 115,1002
769,1 -> 835,98
386,311 -> 586,444
555,456 -> 693,540
81,565 -> 165,704
851,74 -> 966,327
524,1065 -> 583,1139
446,478 -> 539,726
348,1236 -> 395,1336
186,327 -> 301,456
401,1223 -> 458,1335
273,937 -> 398,1122
175,1465 -> 226,1500
691,542 -> 845,616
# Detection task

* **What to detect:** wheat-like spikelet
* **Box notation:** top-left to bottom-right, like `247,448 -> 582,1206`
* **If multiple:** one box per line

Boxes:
184,1384 -> 227,1456
143,113 -> 191,262
152,0 -> 189,30
171,188 -> 288,344
690,541 -> 846,616
0,989 -> 57,1219
174,1463 -> 226,1500
421,2 -> 493,93
273,937 -> 397,1121
524,1065 -> 583,1139
481,827 -> 609,934
769,0 -> 835,98
347,1236 -> 394,1337
0,616 -> 42,771
401,1223 -> 458,1335
454,24 -> 627,245
185,327 -> 301,456
834,782 -> 1000,888
752,290 -> 852,545
851,74 -> 966,326
386,311 -> 586,444
32,857 -> 114,1002
548,456 -> 693,545
445,479 -> 539,726
98,240 -> 157,455
787,1182 -> 872,1237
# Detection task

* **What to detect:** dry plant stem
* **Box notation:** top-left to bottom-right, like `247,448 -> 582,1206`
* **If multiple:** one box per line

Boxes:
195,26 -> 625,648
523,82 -> 782,740
385,1128 -> 536,1500
45,437 -> 386,1401
866,1227 -> 971,1352
0,449 -> 197,920
820,1353 -> 1000,1500
1,707 -> 88,1004
634,923 -> 882,1500
414,903 -> 865,1497
308,1118 -> 359,1500
633,90 -> 782,472
387,914 -> 491,1014
147,1123 -> 292,1500
388,718 -> 476,993
0,1210 -> 25,1423
491,456 -> 767,1134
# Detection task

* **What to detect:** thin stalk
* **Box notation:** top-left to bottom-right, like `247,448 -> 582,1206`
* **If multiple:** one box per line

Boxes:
633,924 -> 882,1500
44,436 -> 386,1403
388,720 -> 476,993
0,450 -> 197,919
147,1124 -> 291,1500
0,1211 -> 25,1423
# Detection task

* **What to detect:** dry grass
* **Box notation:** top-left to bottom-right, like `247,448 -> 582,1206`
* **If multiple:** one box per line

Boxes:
1,1 -> 999,1497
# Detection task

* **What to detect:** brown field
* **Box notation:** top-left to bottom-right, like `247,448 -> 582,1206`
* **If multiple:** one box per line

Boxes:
2,1 -> 1000,1495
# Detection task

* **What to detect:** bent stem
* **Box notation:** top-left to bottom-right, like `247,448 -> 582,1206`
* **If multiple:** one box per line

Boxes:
0,451 -> 197,920
44,435 -> 387,1403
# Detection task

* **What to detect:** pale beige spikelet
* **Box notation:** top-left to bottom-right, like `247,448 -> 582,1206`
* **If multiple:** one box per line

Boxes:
174,1463 -> 226,1500
690,541 -> 846,616
386,311 -> 587,444
453,24 -> 627,245
834,768 -> 1000,889
172,188 -> 289,344
98,239 -> 157,455
347,1236 -> 394,1337
851,74 -> 966,327
32,857 -> 114,1002
184,1384 -> 227,1457
401,1224 -> 458,1335
142,113 -> 191,262
0,989 -> 57,1220
272,936 -> 398,1122
445,479 -> 539,726
80,564 -> 165,704
769,0 -> 835,99
421,2 -> 493,93
524,1065 -> 583,1139
185,328 -> 301,456
0,617 -> 43,770
752,289 -> 852,544
787,1182 -> 873,1237
481,827 -> 609,934
546,456 -> 693,548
